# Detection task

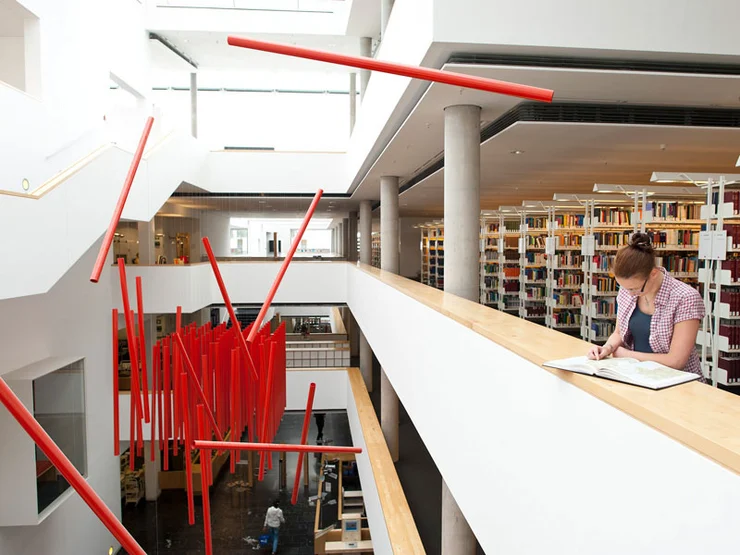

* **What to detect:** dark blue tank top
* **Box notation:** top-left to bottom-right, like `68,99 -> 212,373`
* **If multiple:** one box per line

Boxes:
629,305 -> 653,353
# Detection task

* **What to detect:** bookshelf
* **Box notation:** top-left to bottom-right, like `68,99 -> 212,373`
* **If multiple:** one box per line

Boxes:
519,209 -> 548,323
421,228 -> 431,285
479,215 -> 499,308
371,232 -> 381,269
498,212 -> 522,314
420,224 -> 444,290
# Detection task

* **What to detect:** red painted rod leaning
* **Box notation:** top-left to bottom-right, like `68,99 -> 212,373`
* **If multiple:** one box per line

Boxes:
227,36 -> 554,103
90,116 -> 154,283
0,377 -> 146,555
193,440 -> 362,454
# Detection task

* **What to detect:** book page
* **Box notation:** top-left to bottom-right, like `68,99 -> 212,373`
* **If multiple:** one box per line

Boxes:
542,356 -> 599,375
597,360 -> 695,388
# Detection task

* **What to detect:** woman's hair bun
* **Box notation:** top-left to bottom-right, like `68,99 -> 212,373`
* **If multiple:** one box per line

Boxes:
629,232 -> 654,253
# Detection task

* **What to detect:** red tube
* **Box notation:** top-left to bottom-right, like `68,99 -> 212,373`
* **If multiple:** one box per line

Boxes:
112,309 -> 120,456
163,343 -> 171,470
247,190 -> 323,343
150,343 -> 159,462
174,333 -> 224,441
158,346 -> 165,453
201,237 -> 259,381
227,36 -> 554,103
117,261 -> 145,433
291,383 -> 316,505
193,440 -> 361,455
181,372 -> 195,525
0,377 -> 146,555
230,348 -> 238,474
135,277 -> 151,423
90,117 -> 154,283
258,342 -> 276,480
197,405 -> 214,555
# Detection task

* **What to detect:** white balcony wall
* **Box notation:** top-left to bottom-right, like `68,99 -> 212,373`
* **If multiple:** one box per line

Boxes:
111,261 -> 349,314
346,267 -> 740,555
432,0 -> 740,59
0,242 -> 123,554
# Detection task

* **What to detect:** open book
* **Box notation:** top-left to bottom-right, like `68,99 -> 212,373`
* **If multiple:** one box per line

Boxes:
543,356 -> 700,390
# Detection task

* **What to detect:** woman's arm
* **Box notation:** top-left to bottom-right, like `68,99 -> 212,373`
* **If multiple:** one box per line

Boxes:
587,324 -> 624,359
613,319 -> 700,369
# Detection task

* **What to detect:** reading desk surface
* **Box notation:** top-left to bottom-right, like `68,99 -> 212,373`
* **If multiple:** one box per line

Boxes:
358,264 -> 740,475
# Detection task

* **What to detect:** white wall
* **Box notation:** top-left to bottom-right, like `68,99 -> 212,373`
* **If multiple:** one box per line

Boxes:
111,261 -> 349,314
0,240 -> 124,554
432,0 -> 740,59
286,369 -> 348,411
0,36 -> 25,90
346,266 -> 740,555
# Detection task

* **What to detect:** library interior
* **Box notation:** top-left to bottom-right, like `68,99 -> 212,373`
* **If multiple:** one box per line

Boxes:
2,1 -> 740,554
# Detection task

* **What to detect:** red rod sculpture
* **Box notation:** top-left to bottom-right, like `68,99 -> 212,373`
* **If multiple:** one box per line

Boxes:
247,189 -> 324,343
90,116 -> 154,283
202,237 -> 259,381
291,383 -> 316,505
173,333 -> 224,441
193,440 -> 362,455
181,372 -> 196,525
258,342 -> 276,480
0,377 -> 146,555
227,36 -> 554,103
135,277 -> 151,423
197,405 -> 214,555
112,309 -> 120,456
117,261 -> 145,434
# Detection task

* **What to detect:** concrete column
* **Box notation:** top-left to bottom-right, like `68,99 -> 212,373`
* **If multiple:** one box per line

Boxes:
144,441 -> 161,501
359,330 -> 372,392
359,200 -> 372,265
190,72 -> 198,139
380,175 -> 400,462
359,37 -> 372,100
349,72 -> 357,134
338,222 -> 344,256
442,481 -> 475,555
137,220 -> 155,265
380,176 -> 400,273
201,211 -> 232,259
443,105 -> 481,302
332,228 -> 337,255
348,211 -> 358,262
343,218 -> 350,258
381,0 -> 394,39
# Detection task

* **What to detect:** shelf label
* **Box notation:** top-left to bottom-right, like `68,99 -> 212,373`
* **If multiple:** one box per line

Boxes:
581,235 -> 596,256
518,237 -> 526,254
545,237 -> 556,255
698,231 -> 713,260
712,230 -> 727,261
642,209 -> 653,223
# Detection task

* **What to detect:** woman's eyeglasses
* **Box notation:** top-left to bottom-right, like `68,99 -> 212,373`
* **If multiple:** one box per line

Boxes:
619,276 -> 649,296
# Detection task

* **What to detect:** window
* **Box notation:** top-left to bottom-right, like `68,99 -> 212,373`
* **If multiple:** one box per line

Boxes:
33,360 -> 87,514
230,227 -> 248,255
0,1 -> 41,96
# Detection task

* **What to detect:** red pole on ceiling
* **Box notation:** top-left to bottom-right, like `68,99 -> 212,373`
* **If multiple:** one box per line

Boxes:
202,237 -> 259,381
291,383 -> 316,505
173,333 -> 224,441
247,189 -> 324,344
227,36 -> 554,103
90,117 -> 154,283
112,309 -> 120,457
193,440 -> 362,455
0,377 -> 146,555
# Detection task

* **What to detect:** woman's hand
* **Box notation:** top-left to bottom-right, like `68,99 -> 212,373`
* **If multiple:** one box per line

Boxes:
587,344 -> 611,360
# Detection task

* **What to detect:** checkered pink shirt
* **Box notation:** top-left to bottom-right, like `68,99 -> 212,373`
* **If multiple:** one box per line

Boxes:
616,267 -> 706,379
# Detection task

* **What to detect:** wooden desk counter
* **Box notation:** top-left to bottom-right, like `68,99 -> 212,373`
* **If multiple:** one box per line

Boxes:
356,264 -> 740,475
325,540 -> 374,553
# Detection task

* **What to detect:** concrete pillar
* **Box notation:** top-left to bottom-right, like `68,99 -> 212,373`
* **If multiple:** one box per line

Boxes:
348,211 -> 358,262
380,175 -> 400,462
380,176 -> 400,273
137,220 -> 155,265
190,72 -> 198,139
443,105 -> 481,302
349,72 -> 357,134
442,481 -> 475,555
359,37 -> 372,100
359,200 -> 372,265
201,211 -> 232,259
332,228 -> 337,255
343,218 -> 350,257
381,0 -> 394,39
359,330 -> 372,392
144,441 -> 161,501
338,222 -> 344,256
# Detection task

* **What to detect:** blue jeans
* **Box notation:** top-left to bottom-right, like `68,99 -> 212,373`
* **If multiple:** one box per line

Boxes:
268,526 -> 279,553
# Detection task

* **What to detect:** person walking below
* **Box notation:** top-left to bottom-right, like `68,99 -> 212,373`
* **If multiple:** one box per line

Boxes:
263,499 -> 285,554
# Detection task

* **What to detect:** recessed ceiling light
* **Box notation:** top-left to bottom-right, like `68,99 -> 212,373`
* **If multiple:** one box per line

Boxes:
510,150 -> 524,155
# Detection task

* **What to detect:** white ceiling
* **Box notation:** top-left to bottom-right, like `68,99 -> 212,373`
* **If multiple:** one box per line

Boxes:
354,63 -> 740,215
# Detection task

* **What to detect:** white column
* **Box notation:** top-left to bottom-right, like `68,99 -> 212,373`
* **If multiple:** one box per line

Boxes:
442,481 -> 475,555
349,73 -> 357,134
144,441 -> 161,501
359,37 -> 372,100
359,200 -> 373,265
338,222 -> 344,256
380,175 -> 400,462
442,104 -> 480,554
359,330 -> 373,392
380,176 -> 400,273
443,105 -> 481,301
137,220 -> 155,265
381,0 -> 394,39
348,211 -> 358,262
190,72 -> 198,139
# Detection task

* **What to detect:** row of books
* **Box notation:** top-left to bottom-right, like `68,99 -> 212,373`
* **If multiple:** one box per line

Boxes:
592,254 -> 615,272
594,208 -> 634,226
483,223 -> 499,234
524,286 -> 547,300
503,267 -> 520,278
592,275 -> 617,293
712,191 -> 740,215
482,250 -> 498,261
554,253 -> 584,267
645,201 -> 702,221
725,225 -> 740,249
501,297 -> 521,310
591,321 -> 615,339
502,281 -> 519,292
482,291 -> 499,305
484,237 -> 497,247
525,268 -> 547,281
553,214 -> 585,228
483,276 -> 497,289
656,255 -> 698,274
525,217 -> 548,229
523,305 -> 547,317
430,257 -> 443,265
593,298 -> 617,317
719,291 -> 740,316
552,311 -> 582,326
647,229 -> 700,248
555,234 -> 583,248
555,274 -> 583,287
553,292 -> 584,307
717,356 -> 740,383
527,236 -> 546,248
482,263 -> 497,274
525,253 -> 547,265
721,258 -> 740,281
430,267 -> 444,275
718,321 -> 740,351
595,231 -> 631,248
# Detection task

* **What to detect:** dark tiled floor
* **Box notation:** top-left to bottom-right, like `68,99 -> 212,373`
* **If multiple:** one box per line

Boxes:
121,412 -> 352,555
367,356 -> 485,555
